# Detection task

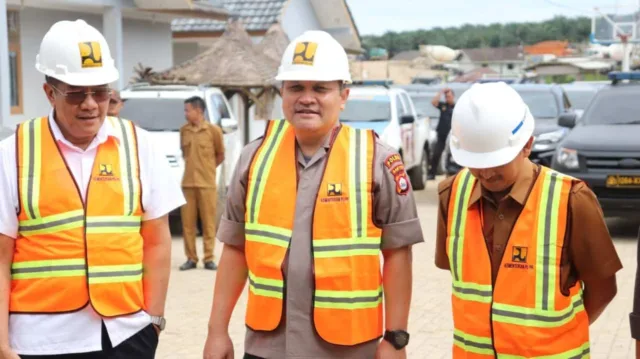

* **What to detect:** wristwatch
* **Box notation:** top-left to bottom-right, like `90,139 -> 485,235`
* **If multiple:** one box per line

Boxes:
150,316 -> 166,331
383,330 -> 410,350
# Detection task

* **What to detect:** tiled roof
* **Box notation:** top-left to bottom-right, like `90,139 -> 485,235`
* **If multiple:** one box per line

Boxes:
461,46 -> 524,63
172,0 -> 287,32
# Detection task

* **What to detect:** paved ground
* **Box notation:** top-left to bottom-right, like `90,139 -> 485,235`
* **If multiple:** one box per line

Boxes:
157,179 -> 640,359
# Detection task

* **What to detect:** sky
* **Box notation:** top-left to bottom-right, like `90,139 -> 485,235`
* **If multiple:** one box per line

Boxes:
346,0 -> 640,36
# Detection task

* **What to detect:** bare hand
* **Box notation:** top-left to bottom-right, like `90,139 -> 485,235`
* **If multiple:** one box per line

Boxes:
375,339 -> 406,359
0,346 -> 20,359
203,333 -> 234,359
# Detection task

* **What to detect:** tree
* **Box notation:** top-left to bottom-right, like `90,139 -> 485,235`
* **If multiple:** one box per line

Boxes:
361,16 -> 591,57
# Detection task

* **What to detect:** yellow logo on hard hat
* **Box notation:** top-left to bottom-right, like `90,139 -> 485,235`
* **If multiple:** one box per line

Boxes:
79,41 -> 103,68
293,42 -> 318,66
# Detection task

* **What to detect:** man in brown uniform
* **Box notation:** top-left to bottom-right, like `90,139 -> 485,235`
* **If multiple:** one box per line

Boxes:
203,31 -> 423,359
630,226 -> 640,358
108,90 -> 124,117
179,96 -> 225,271
435,82 -> 621,357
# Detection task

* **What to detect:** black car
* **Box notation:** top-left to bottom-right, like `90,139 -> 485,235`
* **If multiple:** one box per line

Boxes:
442,83 -> 578,176
553,72 -> 640,218
510,84 -> 577,167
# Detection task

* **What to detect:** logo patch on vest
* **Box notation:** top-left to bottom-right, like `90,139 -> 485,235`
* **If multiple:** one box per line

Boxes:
504,246 -> 534,269
79,42 -> 103,68
95,163 -> 119,182
327,183 -> 342,196
292,41 -> 318,66
321,182 -> 348,203
512,246 -> 528,262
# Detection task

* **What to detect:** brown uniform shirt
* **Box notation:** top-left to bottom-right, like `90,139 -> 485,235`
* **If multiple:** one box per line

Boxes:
180,121 -> 224,188
629,227 -> 640,339
435,161 -> 623,293
217,128 -> 424,359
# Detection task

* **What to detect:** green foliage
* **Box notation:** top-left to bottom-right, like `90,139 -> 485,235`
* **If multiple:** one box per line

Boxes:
361,16 -> 592,57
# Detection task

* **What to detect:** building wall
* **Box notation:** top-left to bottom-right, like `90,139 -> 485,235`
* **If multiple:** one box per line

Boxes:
281,0 -> 322,40
122,18 -> 173,87
8,7 -> 173,127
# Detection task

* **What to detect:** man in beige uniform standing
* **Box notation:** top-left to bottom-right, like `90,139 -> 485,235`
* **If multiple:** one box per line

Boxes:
202,31 -> 424,359
180,96 -> 225,271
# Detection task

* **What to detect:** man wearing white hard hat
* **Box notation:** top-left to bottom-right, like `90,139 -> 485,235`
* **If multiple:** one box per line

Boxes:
203,30 -> 423,359
0,20 -> 184,358
434,82 -> 621,358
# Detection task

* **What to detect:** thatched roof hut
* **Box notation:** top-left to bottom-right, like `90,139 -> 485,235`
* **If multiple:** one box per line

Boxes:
255,24 -> 290,66
150,20 -> 277,89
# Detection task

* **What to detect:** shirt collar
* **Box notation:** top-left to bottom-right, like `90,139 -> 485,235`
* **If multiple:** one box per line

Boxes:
48,110 -> 120,152
295,124 -> 340,166
467,161 -> 539,208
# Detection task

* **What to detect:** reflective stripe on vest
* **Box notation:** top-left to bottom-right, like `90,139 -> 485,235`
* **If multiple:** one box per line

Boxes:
244,120 -> 383,346
446,167 -> 590,358
11,116 -> 144,316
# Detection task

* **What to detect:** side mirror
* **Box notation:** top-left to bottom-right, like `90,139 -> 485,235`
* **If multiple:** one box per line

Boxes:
221,118 -> 238,133
558,113 -> 577,129
400,115 -> 415,125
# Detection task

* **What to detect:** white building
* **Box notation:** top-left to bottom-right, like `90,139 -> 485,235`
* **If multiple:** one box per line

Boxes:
0,0 -> 228,130
456,46 -> 526,77
170,0 -> 364,142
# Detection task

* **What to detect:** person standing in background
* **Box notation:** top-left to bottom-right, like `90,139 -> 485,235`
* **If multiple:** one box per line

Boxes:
427,88 -> 455,180
107,90 -> 124,117
179,97 -> 225,271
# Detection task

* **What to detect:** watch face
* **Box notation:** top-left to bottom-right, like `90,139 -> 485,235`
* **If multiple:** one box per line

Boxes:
395,331 -> 409,346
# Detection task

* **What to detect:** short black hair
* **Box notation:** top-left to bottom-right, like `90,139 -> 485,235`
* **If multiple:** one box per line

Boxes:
185,96 -> 206,112
45,75 -> 61,87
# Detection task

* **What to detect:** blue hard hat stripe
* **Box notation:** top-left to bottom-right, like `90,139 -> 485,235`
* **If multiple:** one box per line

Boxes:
511,119 -> 524,135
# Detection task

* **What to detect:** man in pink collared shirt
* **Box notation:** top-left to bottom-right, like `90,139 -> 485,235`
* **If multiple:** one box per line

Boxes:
0,19 -> 185,359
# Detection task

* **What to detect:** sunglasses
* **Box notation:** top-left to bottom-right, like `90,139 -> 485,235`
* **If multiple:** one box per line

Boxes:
51,84 -> 112,105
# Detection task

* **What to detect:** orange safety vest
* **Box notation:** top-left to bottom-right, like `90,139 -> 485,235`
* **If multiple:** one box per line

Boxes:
11,116 -> 145,317
446,167 -> 590,358
244,119 -> 383,346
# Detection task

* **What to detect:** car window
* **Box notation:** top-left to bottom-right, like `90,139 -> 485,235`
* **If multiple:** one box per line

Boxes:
209,93 -> 231,123
514,90 -> 560,118
341,94 -> 391,122
400,93 -> 413,114
410,93 -> 439,117
562,92 -> 571,110
119,97 -> 187,131
396,94 -> 407,118
583,90 -> 640,125
563,89 -> 597,110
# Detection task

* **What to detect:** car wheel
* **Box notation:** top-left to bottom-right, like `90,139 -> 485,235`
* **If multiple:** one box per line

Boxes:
408,148 -> 428,191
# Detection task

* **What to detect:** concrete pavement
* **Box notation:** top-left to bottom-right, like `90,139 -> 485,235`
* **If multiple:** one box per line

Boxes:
157,182 -> 640,359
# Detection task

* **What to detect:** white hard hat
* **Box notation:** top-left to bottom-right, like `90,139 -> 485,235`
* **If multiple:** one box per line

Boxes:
449,82 -> 535,169
36,19 -> 119,86
276,30 -> 352,84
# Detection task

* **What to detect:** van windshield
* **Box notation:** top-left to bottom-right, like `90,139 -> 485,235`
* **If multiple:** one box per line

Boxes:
341,96 -> 391,122
583,91 -> 640,125
118,98 -> 194,131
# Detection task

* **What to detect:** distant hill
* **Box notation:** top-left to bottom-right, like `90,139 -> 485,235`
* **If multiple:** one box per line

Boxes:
361,15 -> 591,57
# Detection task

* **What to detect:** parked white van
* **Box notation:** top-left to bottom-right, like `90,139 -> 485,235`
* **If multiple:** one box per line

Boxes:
118,83 -> 241,227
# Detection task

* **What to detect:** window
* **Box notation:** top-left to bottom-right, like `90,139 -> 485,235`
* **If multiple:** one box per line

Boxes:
8,11 -> 22,114
395,94 -> 407,118
209,93 -> 231,123
507,63 -> 514,70
400,93 -> 413,114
